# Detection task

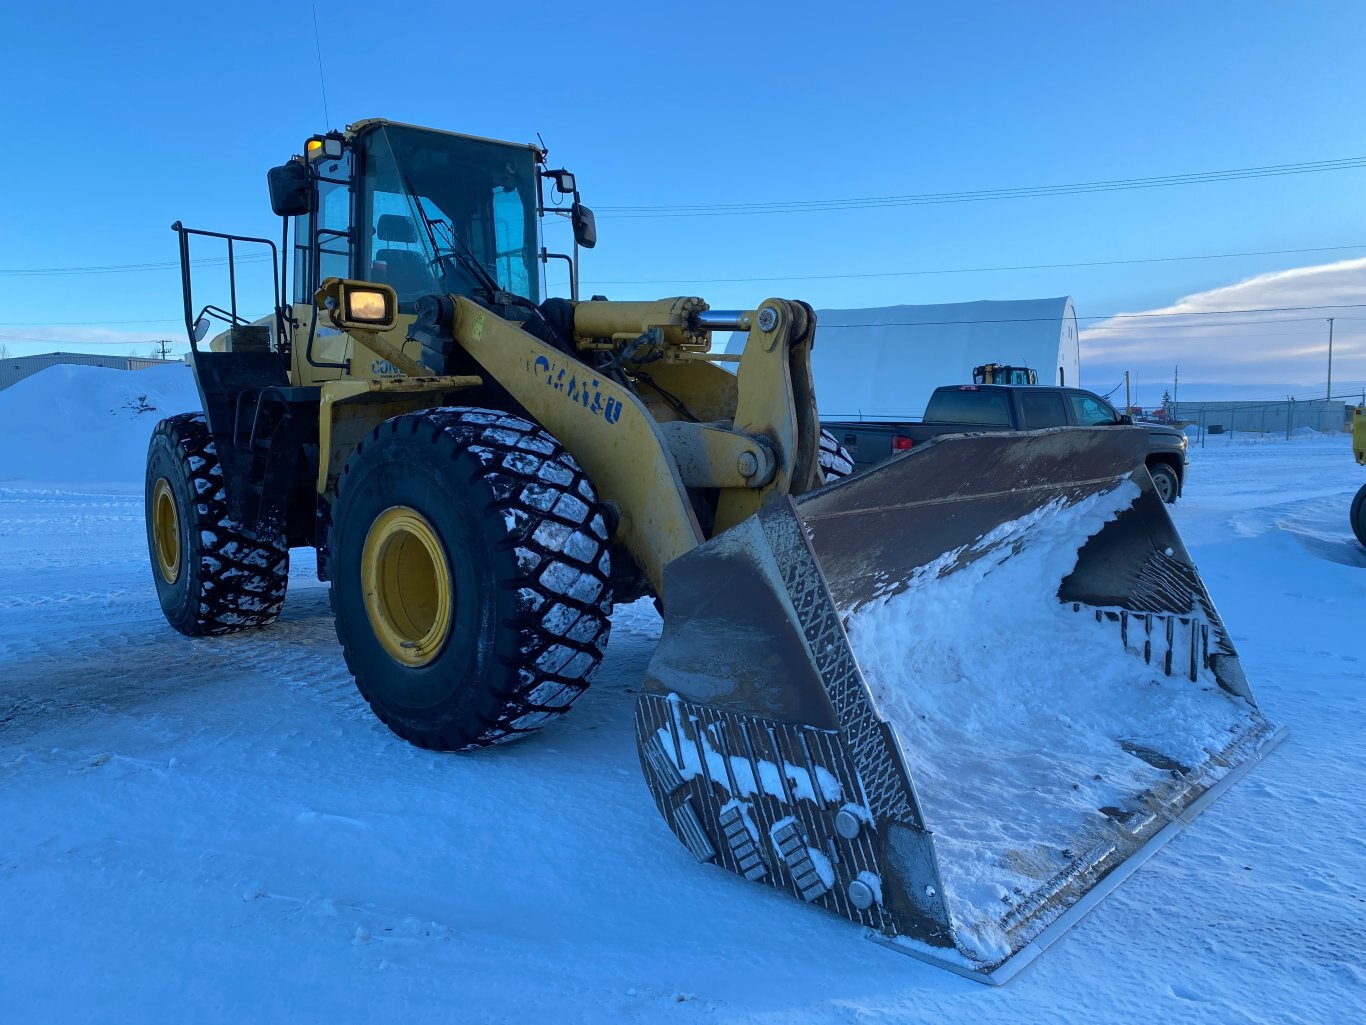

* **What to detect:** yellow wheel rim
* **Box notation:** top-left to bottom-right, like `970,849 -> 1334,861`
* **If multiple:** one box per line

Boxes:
361,506 -> 454,667
152,477 -> 181,584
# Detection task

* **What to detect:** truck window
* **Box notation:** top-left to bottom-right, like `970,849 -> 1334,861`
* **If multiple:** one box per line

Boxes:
1068,392 -> 1120,425
924,388 -> 1011,426
1019,391 -> 1069,429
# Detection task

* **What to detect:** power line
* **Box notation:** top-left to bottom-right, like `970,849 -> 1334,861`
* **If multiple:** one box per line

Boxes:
0,318 -> 182,326
597,157 -> 1366,218
810,304 -> 1366,333
10,239 -> 1360,287
1086,303 -> 1366,322
0,331 -> 182,345
581,243 -> 1366,286
0,254 -> 271,277
1082,316 -> 1360,334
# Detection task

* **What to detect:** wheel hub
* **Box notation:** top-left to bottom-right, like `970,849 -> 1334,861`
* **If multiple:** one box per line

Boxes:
361,506 -> 454,667
152,477 -> 181,584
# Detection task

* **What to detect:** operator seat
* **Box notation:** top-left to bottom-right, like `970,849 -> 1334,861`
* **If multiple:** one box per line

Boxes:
372,214 -> 434,301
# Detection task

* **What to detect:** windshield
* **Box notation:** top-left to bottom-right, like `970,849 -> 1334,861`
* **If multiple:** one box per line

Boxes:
358,124 -> 540,307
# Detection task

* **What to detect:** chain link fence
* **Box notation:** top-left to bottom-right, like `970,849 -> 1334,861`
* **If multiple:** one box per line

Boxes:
1169,399 -> 1355,445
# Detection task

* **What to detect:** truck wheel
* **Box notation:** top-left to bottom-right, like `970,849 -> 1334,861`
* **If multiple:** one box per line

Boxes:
819,428 -> 856,482
1351,482 -> 1366,548
144,413 -> 290,636
1148,462 -> 1180,504
329,408 -> 613,751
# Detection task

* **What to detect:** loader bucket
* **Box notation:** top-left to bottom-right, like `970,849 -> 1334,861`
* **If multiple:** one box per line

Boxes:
636,426 -> 1284,983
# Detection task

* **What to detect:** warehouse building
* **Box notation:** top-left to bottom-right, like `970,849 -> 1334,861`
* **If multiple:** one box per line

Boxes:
0,352 -> 181,391
726,297 -> 1080,419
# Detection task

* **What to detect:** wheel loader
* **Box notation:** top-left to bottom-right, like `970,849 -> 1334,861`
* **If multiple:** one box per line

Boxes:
147,118 -> 1284,982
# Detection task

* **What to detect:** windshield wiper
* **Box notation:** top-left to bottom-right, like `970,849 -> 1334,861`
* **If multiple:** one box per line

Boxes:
401,174 -> 508,301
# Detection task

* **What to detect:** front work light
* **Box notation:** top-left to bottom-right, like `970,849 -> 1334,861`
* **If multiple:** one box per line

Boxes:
346,287 -> 392,323
306,136 -> 344,161
316,278 -> 398,334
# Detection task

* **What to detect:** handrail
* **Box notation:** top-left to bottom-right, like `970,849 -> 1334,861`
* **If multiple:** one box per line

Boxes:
170,222 -> 282,353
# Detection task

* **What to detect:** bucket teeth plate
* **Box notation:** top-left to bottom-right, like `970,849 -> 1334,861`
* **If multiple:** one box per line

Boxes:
636,693 -> 907,936
637,427 -> 1284,983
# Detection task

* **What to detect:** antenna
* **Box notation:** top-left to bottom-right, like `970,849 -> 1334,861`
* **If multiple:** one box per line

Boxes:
311,5 -> 331,128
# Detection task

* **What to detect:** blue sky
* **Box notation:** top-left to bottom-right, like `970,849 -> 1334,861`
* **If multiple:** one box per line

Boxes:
3,0 -> 1364,399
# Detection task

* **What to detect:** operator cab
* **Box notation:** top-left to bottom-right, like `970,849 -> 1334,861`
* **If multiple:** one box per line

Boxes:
268,119 -> 595,317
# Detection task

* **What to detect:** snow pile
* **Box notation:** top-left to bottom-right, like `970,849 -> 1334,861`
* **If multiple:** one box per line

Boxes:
846,482 -> 1256,962
0,363 -> 198,489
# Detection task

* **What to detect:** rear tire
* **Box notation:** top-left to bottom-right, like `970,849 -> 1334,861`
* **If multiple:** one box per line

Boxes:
1351,482 -> 1366,548
144,413 -> 290,636
329,407 -> 613,751
819,428 -> 855,482
1148,462 -> 1180,504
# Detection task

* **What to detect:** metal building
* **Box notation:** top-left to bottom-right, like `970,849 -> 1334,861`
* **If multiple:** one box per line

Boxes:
725,297 -> 1081,420
1173,398 -> 1349,437
0,352 -> 181,391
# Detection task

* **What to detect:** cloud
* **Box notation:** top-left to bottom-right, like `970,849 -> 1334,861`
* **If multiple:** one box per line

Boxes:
1081,259 -> 1366,400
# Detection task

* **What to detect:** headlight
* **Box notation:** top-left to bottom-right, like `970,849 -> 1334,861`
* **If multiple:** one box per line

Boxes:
346,288 -> 393,323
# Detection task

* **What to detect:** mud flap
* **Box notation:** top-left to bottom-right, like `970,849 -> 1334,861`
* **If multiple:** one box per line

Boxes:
636,427 -> 1284,983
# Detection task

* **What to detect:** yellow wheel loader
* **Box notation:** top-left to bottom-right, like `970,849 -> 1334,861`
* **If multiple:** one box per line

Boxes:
147,119 -> 1284,982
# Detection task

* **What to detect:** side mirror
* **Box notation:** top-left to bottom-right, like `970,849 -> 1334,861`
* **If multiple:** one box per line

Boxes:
315,278 -> 399,333
572,202 -> 597,249
1119,413 -> 1134,425
193,316 -> 211,342
267,162 -> 313,218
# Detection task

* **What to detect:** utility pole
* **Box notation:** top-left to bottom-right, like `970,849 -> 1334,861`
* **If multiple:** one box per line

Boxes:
1173,365 -> 1179,417
155,338 -> 172,360
1326,318 -> 1335,401
1124,371 -> 1131,414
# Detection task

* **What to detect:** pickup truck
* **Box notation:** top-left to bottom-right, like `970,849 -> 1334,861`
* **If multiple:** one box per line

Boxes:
823,384 -> 1189,502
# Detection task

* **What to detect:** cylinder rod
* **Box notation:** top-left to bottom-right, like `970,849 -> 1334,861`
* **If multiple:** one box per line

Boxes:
695,310 -> 751,332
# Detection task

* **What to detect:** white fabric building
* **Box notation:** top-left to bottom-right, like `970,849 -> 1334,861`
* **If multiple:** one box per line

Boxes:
726,297 -> 1080,419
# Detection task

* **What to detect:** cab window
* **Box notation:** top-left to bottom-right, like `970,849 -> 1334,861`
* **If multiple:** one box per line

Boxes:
924,388 -> 1011,425
1019,391 -> 1069,429
491,186 -> 531,296
1068,392 -> 1120,425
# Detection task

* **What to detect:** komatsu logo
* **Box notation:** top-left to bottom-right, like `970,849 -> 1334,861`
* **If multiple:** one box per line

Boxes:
370,358 -> 402,377
533,355 -> 623,425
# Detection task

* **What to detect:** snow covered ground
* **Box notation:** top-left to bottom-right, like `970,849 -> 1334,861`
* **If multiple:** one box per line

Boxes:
2,366 -> 1364,1023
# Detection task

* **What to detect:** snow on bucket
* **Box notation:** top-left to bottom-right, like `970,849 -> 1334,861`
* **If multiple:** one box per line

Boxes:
637,427 -> 1283,982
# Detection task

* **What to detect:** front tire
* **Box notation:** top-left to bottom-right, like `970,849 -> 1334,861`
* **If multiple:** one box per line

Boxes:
1148,462 -> 1180,504
329,408 -> 613,751
818,428 -> 856,482
144,413 -> 289,636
